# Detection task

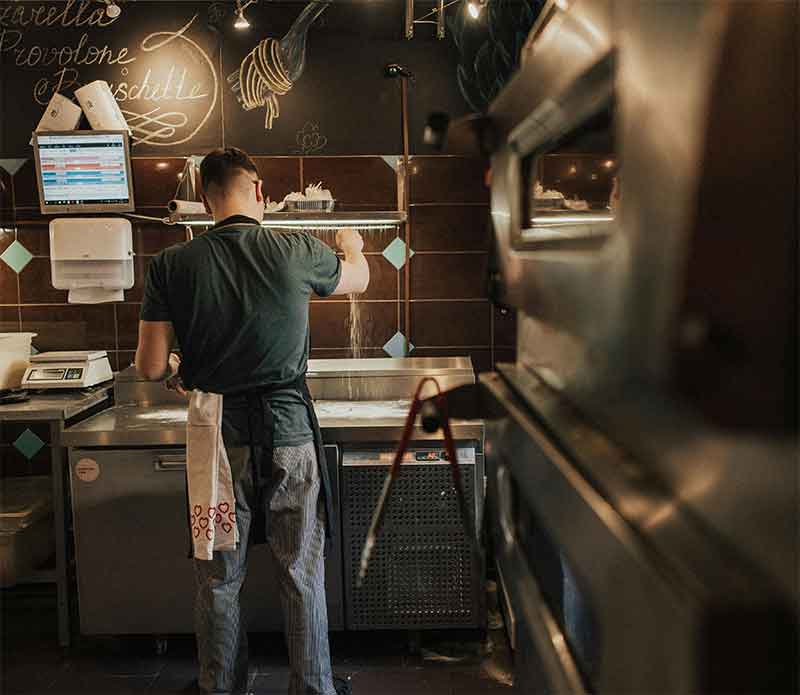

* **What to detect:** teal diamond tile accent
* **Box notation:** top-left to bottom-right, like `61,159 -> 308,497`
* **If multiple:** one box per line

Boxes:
13,429 -> 45,461
0,158 -> 26,176
382,237 -> 414,270
383,331 -> 414,358
1,240 -> 33,274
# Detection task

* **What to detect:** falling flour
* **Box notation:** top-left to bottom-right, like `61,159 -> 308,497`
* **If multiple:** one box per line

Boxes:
348,293 -> 363,360
347,293 -> 364,400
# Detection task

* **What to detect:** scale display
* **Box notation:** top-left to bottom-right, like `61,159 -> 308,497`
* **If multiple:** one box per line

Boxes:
26,368 -> 83,382
33,131 -> 135,214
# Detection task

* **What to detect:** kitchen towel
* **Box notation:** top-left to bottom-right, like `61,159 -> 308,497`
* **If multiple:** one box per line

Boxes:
186,390 -> 239,560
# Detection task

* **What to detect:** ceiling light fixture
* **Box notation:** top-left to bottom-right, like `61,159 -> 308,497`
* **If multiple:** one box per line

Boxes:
466,0 -> 486,20
234,0 -> 256,29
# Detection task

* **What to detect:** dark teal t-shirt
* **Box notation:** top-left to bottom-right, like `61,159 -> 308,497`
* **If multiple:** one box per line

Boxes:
140,215 -> 341,446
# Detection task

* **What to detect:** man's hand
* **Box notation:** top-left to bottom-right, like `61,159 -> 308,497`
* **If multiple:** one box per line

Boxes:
164,353 -> 187,397
335,228 -> 364,254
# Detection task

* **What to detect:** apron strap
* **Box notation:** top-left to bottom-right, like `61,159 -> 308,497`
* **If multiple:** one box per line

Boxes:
297,379 -> 336,540
246,391 -> 274,546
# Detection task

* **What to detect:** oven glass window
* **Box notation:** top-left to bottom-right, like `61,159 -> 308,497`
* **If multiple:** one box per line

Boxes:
520,105 -> 617,246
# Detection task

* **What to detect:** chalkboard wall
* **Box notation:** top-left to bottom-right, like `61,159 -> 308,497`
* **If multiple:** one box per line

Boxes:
0,0 -> 472,157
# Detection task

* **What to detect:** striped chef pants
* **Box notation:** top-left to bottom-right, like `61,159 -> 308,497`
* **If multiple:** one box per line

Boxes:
194,441 -> 336,695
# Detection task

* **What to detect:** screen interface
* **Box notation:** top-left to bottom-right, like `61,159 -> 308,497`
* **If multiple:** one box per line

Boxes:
37,132 -> 131,206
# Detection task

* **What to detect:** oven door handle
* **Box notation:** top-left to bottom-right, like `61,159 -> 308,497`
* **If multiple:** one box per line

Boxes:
498,539 -> 588,694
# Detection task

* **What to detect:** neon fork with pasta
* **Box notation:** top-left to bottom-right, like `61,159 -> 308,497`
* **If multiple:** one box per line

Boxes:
228,0 -> 331,129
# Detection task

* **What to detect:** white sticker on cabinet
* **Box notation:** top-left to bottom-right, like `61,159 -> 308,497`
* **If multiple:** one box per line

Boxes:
75,458 -> 100,483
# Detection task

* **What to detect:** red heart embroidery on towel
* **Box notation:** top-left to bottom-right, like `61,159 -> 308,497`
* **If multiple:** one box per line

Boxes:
215,513 -> 222,524
193,527 -> 200,538
205,529 -> 213,540
222,522 -> 232,533
208,507 -> 215,518
193,505 -> 202,516
199,517 -> 209,529
228,512 -> 236,522
218,502 -> 229,513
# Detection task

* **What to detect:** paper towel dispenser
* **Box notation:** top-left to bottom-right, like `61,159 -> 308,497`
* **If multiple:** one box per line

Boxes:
50,218 -> 134,303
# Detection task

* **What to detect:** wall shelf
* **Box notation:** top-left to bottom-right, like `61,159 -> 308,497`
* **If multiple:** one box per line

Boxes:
173,211 -> 407,229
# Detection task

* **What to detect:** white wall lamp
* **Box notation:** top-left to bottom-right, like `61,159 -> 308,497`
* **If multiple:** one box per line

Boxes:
102,0 -> 121,19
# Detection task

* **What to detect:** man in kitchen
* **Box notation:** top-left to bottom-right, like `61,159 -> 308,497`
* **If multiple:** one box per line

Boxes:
134,147 -> 369,695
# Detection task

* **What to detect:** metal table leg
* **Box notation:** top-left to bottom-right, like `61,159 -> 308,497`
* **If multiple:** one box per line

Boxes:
50,422 -> 71,647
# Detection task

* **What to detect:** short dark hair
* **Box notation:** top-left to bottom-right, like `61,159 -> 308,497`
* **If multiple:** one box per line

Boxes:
200,147 -> 259,194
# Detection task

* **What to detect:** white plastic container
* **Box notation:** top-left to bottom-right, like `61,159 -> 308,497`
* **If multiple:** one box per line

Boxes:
0,333 -> 36,390
0,476 -> 54,588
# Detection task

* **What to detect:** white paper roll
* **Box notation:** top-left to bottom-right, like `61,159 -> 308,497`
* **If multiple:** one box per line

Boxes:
74,80 -> 130,132
34,93 -> 83,134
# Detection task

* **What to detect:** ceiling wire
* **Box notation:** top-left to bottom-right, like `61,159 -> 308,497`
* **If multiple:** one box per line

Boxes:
413,0 -> 463,25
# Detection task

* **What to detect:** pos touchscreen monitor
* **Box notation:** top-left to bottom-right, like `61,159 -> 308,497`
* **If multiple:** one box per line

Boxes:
32,130 -> 135,214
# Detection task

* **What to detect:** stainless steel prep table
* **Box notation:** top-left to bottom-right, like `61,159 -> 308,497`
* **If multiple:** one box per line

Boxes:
61,359 -> 485,637
0,386 -> 113,646
60,402 -> 484,447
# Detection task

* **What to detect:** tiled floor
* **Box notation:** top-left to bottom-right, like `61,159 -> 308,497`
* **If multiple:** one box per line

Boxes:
1,586 -> 513,694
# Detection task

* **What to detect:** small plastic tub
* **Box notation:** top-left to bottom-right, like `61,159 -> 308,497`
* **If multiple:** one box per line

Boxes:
0,476 -> 53,588
0,333 -> 36,390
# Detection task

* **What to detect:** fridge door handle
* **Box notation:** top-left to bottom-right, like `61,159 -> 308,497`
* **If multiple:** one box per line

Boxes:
154,454 -> 187,472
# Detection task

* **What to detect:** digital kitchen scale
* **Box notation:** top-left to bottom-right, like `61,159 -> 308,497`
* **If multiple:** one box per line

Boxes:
21,351 -> 113,390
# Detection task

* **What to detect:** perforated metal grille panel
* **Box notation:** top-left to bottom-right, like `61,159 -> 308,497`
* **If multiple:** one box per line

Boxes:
342,460 -> 479,629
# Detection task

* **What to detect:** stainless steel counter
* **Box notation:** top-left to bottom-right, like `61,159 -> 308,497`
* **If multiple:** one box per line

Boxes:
60,399 -> 483,447
0,383 -> 113,648
0,386 -> 112,422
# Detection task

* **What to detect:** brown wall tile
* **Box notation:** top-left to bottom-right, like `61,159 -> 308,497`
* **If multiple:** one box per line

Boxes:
1,167 -> 13,217
1,443 -> 50,477
410,301 -> 491,347
310,347 -> 386,360
116,350 -> 136,372
310,300 -> 397,350
0,306 -> 20,331
410,253 -> 488,300
410,205 -> 491,252
11,160 -> 37,210
494,306 -> 517,347
302,157 -> 397,209
313,255 -> 398,302
4,153 -> 499,376
16,221 -> 49,256
306,227 -> 398,255
22,305 -> 116,352
1,422 -> 51,446
1,447 -> 33,477
408,157 -> 489,205
116,303 -> 142,350
131,158 -> 186,208
124,256 -> 153,303
253,157 -> 301,203
19,258 -> 66,304
133,221 -> 187,255
0,229 -> 19,305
